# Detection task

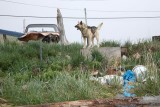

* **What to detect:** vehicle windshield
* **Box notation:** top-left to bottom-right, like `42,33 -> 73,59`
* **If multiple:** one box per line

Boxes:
28,27 -> 56,33
25,24 -> 59,33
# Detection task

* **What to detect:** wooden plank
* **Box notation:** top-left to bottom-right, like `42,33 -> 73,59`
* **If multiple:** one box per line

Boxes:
0,29 -> 23,37
17,97 -> 160,107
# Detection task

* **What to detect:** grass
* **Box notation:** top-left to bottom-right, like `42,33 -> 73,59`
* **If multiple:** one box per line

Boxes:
121,40 -> 160,96
134,52 -> 160,96
0,35 -> 18,43
100,40 -> 120,47
0,41 -> 117,105
2,71 -> 116,105
0,39 -> 159,105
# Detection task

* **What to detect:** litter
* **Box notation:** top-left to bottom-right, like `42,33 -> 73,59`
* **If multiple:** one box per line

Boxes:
90,75 -> 123,85
123,70 -> 136,97
132,65 -> 147,81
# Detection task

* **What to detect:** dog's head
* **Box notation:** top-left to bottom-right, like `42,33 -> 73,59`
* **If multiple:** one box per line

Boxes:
75,21 -> 87,30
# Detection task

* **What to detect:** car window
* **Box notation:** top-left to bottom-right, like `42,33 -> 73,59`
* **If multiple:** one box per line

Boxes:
28,27 -> 56,33
25,24 -> 59,33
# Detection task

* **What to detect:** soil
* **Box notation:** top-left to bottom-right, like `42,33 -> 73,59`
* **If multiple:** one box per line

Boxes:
16,96 -> 160,107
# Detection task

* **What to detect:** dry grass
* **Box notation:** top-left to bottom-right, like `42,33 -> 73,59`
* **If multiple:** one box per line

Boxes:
0,35 -> 19,43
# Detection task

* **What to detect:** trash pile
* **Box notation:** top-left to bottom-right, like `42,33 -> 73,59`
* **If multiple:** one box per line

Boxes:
90,65 -> 148,97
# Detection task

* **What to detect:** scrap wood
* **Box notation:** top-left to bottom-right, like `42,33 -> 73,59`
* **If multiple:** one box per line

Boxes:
0,98 -> 7,104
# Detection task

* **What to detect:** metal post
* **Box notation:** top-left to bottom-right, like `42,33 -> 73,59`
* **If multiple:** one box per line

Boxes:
84,8 -> 89,46
84,8 -> 87,25
40,41 -> 43,65
3,34 -> 7,42
23,19 -> 26,33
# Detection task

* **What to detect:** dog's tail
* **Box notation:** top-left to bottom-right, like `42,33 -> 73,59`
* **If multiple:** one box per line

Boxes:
97,22 -> 103,30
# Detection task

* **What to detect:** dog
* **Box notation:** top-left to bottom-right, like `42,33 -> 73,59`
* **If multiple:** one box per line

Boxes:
18,33 -> 44,42
18,33 -> 60,43
42,34 -> 60,43
75,21 -> 103,48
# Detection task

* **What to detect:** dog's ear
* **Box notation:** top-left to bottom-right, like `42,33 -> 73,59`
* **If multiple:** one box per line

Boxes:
80,21 -> 82,25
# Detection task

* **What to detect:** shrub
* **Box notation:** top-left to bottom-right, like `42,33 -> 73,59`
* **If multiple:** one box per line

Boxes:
70,53 -> 85,68
100,40 -> 120,47
91,49 -> 104,62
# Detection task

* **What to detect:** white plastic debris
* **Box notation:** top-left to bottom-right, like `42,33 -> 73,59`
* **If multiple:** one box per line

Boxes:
90,75 -> 123,85
122,55 -> 127,61
132,65 -> 147,81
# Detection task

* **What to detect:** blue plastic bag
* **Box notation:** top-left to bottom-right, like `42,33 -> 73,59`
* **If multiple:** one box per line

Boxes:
123,70 -> 136,97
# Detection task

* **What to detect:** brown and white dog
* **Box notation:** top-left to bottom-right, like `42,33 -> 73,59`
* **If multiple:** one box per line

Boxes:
75,21 -> 103,48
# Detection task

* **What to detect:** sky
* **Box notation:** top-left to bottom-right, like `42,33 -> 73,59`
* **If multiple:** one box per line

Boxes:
0,0 -> 160,44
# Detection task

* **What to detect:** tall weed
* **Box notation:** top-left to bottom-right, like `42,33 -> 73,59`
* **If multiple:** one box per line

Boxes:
1,71 -> 115,105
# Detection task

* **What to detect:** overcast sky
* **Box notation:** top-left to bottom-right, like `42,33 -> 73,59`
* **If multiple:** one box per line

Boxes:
0,0 -> 160,44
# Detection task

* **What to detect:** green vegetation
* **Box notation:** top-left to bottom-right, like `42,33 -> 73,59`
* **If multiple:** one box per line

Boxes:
121,40 -> 160,96
100,40 -> 120,47
0,40 -> 159,105
2,72 -> 115,105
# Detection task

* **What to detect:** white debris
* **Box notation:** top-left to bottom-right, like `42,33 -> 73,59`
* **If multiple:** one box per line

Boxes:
132,65 -> 147,81
90,75 -> 123,85
122,55 -> 127,61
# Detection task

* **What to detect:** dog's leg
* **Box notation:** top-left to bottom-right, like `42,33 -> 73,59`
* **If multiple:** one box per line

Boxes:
91,37 -> 94,47
83,37 -> 87,48
95,33 -> 99,47
88,36 -> 92,48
